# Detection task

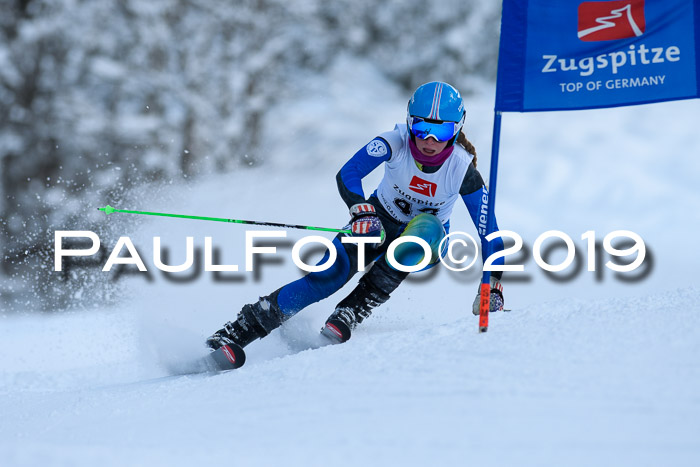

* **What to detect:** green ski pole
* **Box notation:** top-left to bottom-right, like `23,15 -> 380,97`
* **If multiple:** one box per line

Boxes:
97,205 -> 351,234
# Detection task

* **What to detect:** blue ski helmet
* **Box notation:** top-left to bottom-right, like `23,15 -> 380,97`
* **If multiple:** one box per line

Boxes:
407,81 -> 466,145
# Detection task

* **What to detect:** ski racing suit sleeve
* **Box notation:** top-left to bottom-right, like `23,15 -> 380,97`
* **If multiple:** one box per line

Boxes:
336,136 -> 394,208
460,163 -> 505,280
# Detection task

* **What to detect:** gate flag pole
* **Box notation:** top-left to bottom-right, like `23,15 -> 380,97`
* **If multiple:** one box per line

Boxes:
478,110 -> 503,333
481,0 -> 700,332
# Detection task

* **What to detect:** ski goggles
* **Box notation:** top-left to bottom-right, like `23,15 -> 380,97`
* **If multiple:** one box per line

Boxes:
408,116 -> 459,142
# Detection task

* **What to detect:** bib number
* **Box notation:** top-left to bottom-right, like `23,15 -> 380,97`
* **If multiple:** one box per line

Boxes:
393,198 -> 439,218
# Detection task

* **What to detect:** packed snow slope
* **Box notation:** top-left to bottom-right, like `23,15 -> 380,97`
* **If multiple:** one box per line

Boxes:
1,288 -> 699,466
2,57 -> 700,466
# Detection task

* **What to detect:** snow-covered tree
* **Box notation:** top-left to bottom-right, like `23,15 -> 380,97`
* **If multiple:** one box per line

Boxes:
0,0 -> 500,311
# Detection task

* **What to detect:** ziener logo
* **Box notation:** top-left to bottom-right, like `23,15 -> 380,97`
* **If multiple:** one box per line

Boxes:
408,176 -> 437,197
578,0 -> 645,42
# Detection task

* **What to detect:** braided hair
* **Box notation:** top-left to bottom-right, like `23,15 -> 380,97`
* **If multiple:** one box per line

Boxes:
456,131 -> 477,168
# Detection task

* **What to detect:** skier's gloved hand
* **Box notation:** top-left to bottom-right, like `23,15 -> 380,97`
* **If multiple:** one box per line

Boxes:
471,275 -> 504,315
348,203 -> 385,245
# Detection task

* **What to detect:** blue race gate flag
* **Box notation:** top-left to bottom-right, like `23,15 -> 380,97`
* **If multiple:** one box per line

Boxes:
496,0 -> 700,111
478,0 -> 698,332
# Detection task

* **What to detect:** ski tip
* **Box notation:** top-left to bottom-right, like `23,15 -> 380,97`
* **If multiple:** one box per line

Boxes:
479,326 -> 488,333
209,343 -> 246,371
321,319 -> 351,344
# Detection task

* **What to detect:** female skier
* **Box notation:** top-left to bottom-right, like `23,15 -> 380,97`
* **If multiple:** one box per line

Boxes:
207,81 -> 505,352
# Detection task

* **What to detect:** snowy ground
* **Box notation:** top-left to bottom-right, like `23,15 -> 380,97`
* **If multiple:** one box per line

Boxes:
1,56 -> 699,466
2,288 -> 699,466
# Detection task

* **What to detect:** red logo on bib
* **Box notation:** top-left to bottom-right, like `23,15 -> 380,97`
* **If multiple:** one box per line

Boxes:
578,0 -> 645,42
409,176 -> 437,197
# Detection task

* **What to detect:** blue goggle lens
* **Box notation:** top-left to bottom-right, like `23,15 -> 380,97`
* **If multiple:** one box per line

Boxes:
409,117 -> 457,142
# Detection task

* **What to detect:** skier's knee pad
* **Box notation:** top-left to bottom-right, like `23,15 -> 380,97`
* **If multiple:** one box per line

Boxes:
388,213 -> 446,270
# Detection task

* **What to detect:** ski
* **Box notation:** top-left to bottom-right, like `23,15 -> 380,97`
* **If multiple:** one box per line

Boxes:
165,343 -> 247,375
206,343 -> 247,371
320,319 -> 351,344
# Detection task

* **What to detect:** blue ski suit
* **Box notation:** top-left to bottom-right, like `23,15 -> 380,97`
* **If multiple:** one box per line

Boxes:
274,124 -> 504,318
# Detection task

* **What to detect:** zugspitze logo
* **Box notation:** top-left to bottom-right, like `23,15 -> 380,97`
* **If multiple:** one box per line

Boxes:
578,0 -> 645,42
408,176 -> 437,197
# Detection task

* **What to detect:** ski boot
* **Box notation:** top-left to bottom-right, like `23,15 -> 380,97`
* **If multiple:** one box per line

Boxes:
321,269 -> 396,344
207,293 -> 285,350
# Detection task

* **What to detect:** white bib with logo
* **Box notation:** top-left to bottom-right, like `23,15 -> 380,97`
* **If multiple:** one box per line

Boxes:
376,124 -> 473,224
